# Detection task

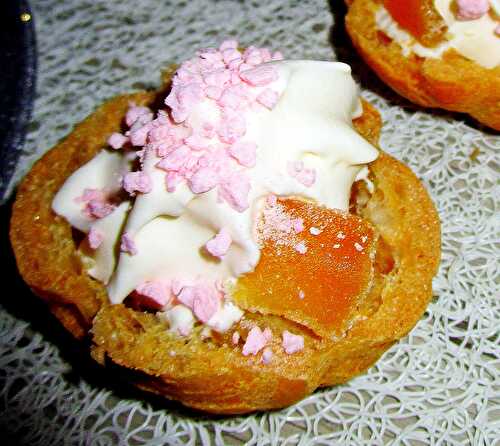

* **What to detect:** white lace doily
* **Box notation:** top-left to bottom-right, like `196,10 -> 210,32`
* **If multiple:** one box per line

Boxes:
2,0 -> 499,444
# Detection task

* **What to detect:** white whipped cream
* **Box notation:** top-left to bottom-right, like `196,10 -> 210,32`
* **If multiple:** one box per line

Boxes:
53,60 -> 378,331
376,2 -> 500,69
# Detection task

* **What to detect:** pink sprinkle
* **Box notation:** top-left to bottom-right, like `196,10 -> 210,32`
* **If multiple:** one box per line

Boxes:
262,348 -> 273,364
205,85 -> 223,100
165,171 -> 182,192
148,125 -> 170,143
228,141 -> 257,167
219,173 -> 251,212
294,242 -> 307,254
130,123 -> 152,147
354,242 -> 364,252
263,327 -> 273,342
165,83 -> 205,123
222,48 -> 242,65
220,39 -> 238,51
298,290 -> 305,300
188,166 -> 219,194
126,105 -> 152,127
156,145 -> 192,172
232,331 -> 240,345
240,65 -> 279,86
108,132 -> 129,149
88,227 -> 104,249
456,0 -> 489,20
292,218 -> 304,233
287,161 -> 316,187
271,51 -> 284,61
217,113 -> 246,144
120,232 -> 137,255
242,326 -> 267,356
218,88 -> 245,109
203,69 -> 231,87
87,200 -> 115,219
184,134 -> 209,151
205,228 -> 232,258
135,280 -> 172,309
76,188 -> 105,203
178,284 -> 220,323
282,331 -> 304,355
256,89 -> 279,109
122,171 -> 152,195
495,24 -> 500,36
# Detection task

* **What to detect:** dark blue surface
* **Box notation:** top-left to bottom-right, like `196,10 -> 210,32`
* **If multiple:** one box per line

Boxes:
0,0 -> 37,204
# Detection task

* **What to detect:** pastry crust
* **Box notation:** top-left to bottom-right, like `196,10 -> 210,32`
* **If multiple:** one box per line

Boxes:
10,79 -> 440,413
345,0 -> 500,130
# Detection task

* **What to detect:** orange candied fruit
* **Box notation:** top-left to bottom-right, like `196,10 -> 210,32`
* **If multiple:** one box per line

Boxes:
384,0 -> 426,40
234,198 -> 376,338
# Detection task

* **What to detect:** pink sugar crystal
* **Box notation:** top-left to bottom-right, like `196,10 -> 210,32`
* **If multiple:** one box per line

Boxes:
242,326 -> 267,356
240,64 -> 279,86
262,348 -> 273,364
256,89 -> 279,110
88,227 -> 104,249
456,0 -> 489,20
205,228 -> 232,258
122,171 -> 152,195
135,280 -> 172,309
108,132 -> 129,149
228,141 -> 257,167
177,284 -> 220,323
219,173 -> 251,212
282,330 -> 304,354
120,232 -> 137,255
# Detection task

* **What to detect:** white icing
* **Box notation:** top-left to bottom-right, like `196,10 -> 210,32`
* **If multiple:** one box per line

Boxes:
160,305 -> 195,336
52,150 -> 131,232
376,2 -> 500,69
87,202 -> 131,284
206,302 -> 244,333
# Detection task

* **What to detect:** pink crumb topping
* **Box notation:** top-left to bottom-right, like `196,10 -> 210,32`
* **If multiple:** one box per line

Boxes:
287,161 -> 316,187
262,348 -> 273,364
282,331 -> 304,354
294,241 -> 307,254
126,105 -> 152,127
298,290 -> 305,300
87,200 -> 115,219
256,89 -> 279,110
108,132 -> 129,149
188,166 -> 219,193
218,173 -> 251,212
135,280 -> 172,309
240,64 -> 279,86
177,283 -> 221,323
292,218 -> 304,233
205,228 -> 232,258
120,232 -> 137,255
456,0 -> 490,20
122,171 -> 152,195
242,326 -> 267,356
228,141 -> 257,167
88,227 -> 104,249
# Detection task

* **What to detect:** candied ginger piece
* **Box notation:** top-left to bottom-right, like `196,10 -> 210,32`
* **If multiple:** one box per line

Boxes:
234,198 -> 377,338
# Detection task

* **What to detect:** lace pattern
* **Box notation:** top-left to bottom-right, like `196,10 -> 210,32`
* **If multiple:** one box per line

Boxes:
2,0 -> 499,444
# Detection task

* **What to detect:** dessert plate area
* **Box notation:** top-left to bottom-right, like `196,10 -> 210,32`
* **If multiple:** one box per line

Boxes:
1,0 -> 499,444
